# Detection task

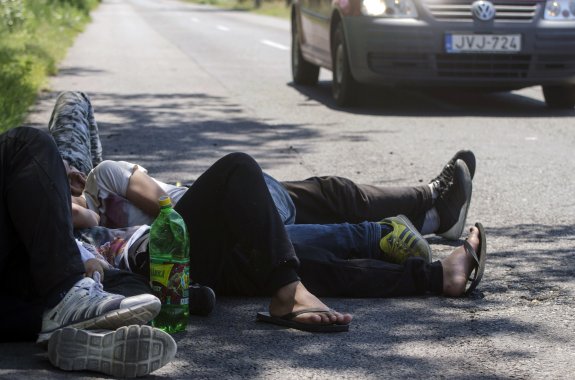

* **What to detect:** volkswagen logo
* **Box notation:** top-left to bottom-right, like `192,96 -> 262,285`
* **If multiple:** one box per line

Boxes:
471,0 -> 496,21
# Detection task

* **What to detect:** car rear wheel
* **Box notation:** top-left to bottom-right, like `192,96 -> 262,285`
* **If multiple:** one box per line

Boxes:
332,23 -> 357,107
542,85 -> 575,109
291,17 -> 319,85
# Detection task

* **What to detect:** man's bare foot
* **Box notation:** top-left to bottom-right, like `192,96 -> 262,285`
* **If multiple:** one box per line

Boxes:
269,281 -> 352,326
442,226 -> 481,297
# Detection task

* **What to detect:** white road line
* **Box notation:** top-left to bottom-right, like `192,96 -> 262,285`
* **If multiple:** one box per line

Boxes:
191,17 -> 199,22
217,25 -> 230,31
261,39 -> 289,51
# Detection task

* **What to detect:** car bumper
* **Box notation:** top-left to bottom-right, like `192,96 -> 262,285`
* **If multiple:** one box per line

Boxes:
343,16 -> 575,89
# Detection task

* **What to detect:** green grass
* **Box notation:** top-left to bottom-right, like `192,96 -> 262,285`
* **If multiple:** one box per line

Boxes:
0,0 -> 287,133
0,0 -> 100,133
182,0 -> 290,19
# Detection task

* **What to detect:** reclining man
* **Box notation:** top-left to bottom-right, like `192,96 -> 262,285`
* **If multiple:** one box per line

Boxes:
47,91 -> 486,331
0,127 -> 176,377
51,91 -> 474,242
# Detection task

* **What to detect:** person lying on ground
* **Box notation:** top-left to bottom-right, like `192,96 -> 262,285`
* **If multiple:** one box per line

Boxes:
49,91 -> 474,241
78,152 -> 473,242
71,151 -> 487,333
75,202 -> 487,330
50,122 -> 357,332
0,127 -> 176,377
48,92 -> 486,331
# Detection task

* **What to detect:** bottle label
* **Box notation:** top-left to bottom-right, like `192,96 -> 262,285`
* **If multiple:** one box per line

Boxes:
150,260 -> 189,306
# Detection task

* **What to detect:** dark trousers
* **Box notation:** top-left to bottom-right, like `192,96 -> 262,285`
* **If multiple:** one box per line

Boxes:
281,177 -> 441,297
0,128 -> 149,342
0,127 -> 86,341
174,153 -> 300,297
172,154 -> 442,298
295,245 -> 443,298
283,176 -> 433,229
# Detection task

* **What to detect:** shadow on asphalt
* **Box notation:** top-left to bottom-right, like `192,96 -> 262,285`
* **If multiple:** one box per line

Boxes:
1,222 -> 572,377
289,81 -> 575,118
430,223 -> 575,296
483,224 -> 575,300
16,86 -> 574,378
172,222 -> 574,378
31,89 -> 321,182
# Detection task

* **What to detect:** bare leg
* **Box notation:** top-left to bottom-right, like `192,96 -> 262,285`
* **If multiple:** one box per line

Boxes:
269,281 -> 352,325
441,226 -> 481,297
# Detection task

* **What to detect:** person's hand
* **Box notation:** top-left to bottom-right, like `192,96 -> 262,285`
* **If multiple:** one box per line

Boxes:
84,258 -> 105,281
69,171 -> 87,196
63,160 -> 87,196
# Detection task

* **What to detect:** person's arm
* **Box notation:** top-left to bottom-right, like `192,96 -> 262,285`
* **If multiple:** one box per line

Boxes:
71,201 -> 100,228
126,169 -> 168,218
63,159 -> 87,196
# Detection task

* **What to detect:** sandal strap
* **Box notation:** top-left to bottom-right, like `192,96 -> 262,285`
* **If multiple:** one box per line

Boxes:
463,240 -> 480,281
281,308 -> 334,321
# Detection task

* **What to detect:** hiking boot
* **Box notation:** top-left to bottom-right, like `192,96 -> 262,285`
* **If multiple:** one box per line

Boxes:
48,325 -> 177,378
189,283 -> 216,316
37,277 -> 160,344
435,159 -> 472,240
379,215 -> 432,264
429,150 -> 476,197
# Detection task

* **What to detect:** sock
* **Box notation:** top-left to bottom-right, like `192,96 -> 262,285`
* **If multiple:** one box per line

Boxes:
429,182 -> 439,201
421,208 -> 440,235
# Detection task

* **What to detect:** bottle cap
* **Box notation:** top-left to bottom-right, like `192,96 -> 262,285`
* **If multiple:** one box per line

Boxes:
158,195 -> 172,207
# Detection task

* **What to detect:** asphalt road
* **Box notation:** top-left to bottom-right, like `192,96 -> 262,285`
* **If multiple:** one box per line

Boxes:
1,0 -> 574,378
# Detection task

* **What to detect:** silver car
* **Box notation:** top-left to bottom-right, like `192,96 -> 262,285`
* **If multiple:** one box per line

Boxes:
291,0 -> 575,108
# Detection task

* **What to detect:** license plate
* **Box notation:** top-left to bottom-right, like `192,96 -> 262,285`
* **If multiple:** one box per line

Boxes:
445,33 -> 521,53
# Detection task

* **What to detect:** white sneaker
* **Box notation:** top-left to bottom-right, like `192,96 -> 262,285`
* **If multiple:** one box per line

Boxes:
37,277 -> 160,343
48,325 -> 177,378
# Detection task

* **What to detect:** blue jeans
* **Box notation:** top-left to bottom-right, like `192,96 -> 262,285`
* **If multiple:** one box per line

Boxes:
286,222 -> 386,261
286,221 -> 443,298
264,172 -> 295,225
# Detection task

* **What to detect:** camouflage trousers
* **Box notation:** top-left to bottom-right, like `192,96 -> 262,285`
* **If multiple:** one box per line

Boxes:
48,91 -> 103,175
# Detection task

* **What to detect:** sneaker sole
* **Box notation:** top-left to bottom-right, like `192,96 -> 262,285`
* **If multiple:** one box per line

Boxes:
396,214 -> 432,262
439,162 -> 472,240
48,325 -> 177,378
38,298 -> 161,344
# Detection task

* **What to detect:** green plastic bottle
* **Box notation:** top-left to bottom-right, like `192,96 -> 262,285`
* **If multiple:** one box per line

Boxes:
149,195 -> 190,333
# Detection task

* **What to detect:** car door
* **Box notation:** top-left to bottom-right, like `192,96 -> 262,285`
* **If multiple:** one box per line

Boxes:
299,0 -> 332,67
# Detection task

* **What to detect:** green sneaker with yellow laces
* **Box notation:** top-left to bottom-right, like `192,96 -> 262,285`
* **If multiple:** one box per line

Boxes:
379,215 -> 432,264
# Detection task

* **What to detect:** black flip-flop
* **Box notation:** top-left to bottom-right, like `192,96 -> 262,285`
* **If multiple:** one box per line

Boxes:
464,222 -> 487,295
256,308 -> 349,333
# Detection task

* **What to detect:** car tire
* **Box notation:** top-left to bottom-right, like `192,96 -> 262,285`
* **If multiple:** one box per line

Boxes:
542,85 -> 575,109
291,16 -> 319,85
332,23 -> 357,107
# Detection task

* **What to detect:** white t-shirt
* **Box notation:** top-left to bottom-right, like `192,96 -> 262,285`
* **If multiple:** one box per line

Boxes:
83,160 -> 297,228
83,160 -> 187,228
